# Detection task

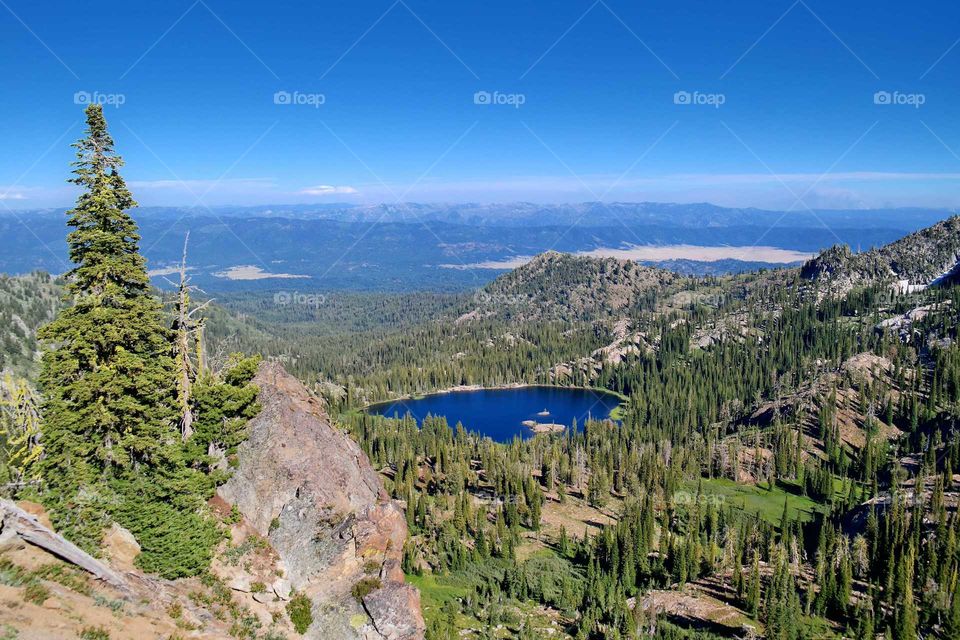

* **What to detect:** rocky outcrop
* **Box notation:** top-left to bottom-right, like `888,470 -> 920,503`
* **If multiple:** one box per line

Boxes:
801,215 -> 960,293
363,580 -> 425,640
218,361 -> 425,640
876,300 -> 952,341
101,523 -> 141,573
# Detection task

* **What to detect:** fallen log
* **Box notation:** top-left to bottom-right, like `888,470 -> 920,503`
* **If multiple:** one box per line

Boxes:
0,499 -> 132,595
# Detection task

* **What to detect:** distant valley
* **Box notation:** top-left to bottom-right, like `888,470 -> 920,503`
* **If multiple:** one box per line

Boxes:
1,202 -> 952,291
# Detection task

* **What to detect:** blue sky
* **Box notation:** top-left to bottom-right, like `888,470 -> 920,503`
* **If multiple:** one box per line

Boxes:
2,0 -> 960,209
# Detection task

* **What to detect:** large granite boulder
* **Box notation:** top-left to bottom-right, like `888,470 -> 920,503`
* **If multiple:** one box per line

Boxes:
218,361 -> 425,640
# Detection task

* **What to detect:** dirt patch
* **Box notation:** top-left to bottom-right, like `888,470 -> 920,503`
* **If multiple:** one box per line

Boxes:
539,492 -> 618,541
635,587 -> 757,636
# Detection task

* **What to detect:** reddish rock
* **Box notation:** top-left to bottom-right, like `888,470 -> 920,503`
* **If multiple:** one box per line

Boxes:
379,559 -> 405,584
217,361 -> 424,640
354,501 -> 407,561
218,362 -> 384,535
101,523 -> 140,572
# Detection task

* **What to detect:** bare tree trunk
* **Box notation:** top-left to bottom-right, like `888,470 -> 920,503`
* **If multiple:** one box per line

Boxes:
176,233 -> 194,441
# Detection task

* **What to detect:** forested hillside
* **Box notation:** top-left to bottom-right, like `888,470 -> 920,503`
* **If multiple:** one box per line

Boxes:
0,272 -> 64,377
340,265 -> 960,639
236,221 -> 957,639
473,251 -> 682,322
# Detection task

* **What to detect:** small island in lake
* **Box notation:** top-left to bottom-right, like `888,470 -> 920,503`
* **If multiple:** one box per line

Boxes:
537,408 -> 551,416
522,419 -> 566,433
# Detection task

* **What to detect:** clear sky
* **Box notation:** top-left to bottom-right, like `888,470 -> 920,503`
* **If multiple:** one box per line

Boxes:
2,0 -> 960,210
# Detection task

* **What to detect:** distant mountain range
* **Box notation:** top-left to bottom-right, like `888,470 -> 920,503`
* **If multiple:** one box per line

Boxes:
126,202 -> 953,231
1,202 -> 954,291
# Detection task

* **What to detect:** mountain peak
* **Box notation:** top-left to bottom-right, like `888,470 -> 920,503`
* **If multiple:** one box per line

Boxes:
472,250 -> 680,322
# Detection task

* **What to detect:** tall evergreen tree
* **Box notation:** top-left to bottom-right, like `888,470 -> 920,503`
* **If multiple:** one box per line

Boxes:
37,105 -> 214,576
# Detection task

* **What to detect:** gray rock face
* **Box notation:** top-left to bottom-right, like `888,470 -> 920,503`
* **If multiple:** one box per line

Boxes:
363,583 -> 425,640
218,362 -> 425,640
219,362 -> 383,535
801,215 -> 960,293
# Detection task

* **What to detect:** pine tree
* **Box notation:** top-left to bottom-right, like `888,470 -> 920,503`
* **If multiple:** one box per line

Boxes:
37,105 -> 216,577
894,583 -> 918,640
37,105 -> 179,546
747,553 -> 762,617
946,581 -> 960,639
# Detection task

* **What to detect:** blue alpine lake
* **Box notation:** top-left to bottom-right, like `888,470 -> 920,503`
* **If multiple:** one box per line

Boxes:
367,386 -> 623,442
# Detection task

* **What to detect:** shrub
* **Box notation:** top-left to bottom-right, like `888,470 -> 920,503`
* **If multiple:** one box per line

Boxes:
0,559 -> 27,587
286,592 -> 313,634
225,505 -> 243,525
23,581 -> 50,605
228,613 -> 261,640
221,535 -> 270,566
132,506 -> 221,579
250,581 -> 266,593
31,564 -> 91,596
167,601 -> 183,619
93,594 -> 125,615
350,577 -> 381,603
79,627 -> 110,640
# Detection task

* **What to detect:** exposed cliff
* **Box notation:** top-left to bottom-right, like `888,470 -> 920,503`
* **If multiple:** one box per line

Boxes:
218,361 -> 424,640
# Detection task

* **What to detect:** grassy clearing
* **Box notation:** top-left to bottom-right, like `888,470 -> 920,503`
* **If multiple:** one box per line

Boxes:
689,478 -> 826,525
405,573 -> 473,629
407,571 -> 567,639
